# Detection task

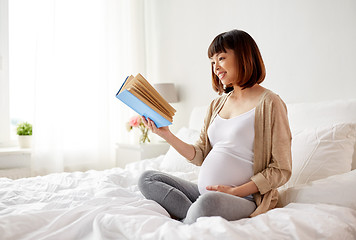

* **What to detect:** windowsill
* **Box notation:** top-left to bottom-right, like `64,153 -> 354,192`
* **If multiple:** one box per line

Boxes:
0,147 -> 32,156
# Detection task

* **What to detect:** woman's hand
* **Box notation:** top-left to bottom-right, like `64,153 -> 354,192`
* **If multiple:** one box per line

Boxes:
141,116 -> 170,140
206,181 -> 259,197
206,185 -> 238,196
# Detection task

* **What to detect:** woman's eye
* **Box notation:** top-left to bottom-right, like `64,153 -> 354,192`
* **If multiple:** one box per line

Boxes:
219,57 -> 224,61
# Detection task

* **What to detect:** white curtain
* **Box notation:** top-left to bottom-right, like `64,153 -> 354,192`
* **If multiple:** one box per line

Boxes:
12,0 -> 147,175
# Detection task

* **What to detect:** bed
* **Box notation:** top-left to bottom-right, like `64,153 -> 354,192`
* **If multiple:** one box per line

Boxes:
1,99 -> 356,240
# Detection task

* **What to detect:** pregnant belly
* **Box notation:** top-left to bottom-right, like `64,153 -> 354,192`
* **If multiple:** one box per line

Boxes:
198,149 -> 253,195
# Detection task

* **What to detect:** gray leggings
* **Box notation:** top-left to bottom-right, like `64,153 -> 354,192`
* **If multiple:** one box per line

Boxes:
138,170 -> 257,224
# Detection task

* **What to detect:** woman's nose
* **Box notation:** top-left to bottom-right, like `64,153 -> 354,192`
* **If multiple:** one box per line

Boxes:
214,62 -> 220,72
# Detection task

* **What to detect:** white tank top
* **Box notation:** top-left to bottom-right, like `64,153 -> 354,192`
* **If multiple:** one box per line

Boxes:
198,108 -> 255,200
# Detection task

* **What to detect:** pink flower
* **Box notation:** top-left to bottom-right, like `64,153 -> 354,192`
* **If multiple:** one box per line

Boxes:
129,115 -> 142,128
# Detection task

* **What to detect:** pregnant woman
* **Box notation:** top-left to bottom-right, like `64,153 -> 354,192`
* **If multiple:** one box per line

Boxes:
138,29 -> 292,224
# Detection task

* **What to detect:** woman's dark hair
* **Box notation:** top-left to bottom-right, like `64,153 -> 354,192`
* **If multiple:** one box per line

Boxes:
208,29 -> 266,94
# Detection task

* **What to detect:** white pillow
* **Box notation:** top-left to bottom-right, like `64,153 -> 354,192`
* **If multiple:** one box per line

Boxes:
160,127 -> 200,172
278,169 -> 356,210
287,99 -> 356,133
281,123 -> 356,190
188,105 -> 208,131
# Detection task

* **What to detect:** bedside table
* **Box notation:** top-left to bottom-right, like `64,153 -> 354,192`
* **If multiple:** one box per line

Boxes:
116,142 -> 170,168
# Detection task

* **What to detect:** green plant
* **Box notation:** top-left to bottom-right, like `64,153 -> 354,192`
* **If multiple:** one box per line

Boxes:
16,122 -> 32,136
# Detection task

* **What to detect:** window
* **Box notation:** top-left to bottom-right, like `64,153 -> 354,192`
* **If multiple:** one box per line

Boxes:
1,0 -> 142,150
8,0 -> 35,141
0,0 -> 11,147
0,0 -> 34,147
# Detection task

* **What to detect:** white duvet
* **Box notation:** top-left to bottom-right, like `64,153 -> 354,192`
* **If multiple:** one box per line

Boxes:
1,156 -> 356,240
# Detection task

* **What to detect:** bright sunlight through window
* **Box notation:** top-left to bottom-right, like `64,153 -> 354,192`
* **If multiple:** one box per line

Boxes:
9,0 -> 35,140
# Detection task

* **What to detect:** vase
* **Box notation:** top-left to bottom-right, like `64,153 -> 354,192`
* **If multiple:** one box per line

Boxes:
129,128 -> 141,144
129,127 -> 150,144
139,128 -> 150,144
18,135 -> 32,148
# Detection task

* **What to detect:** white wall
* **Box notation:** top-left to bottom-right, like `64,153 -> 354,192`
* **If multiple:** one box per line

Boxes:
144,0 -> 356,132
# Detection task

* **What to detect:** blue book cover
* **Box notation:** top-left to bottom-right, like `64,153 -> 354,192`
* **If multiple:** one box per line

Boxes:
115,76 -> 173,128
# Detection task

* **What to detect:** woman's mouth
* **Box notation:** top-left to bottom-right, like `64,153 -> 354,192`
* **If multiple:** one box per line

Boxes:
218,72 -> 226,79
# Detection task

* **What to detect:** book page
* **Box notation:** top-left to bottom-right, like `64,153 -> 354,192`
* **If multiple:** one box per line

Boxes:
117,73 -> 176,123
134,74 -> 176,115
131,82 -> 171,117
129,88 -> 173,122
118,75 -> 135,95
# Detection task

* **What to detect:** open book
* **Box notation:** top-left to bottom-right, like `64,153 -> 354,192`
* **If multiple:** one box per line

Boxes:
116,73 -> 176,128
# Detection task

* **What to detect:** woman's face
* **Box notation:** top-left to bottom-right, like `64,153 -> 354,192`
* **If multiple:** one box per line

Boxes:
210,48 -> 238,87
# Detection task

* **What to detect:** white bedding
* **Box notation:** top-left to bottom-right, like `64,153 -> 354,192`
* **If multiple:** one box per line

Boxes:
1,156 -> 356,240
2,98 -> 356,240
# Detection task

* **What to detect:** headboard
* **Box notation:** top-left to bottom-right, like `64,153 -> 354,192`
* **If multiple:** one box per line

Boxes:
189,99 -> 356,170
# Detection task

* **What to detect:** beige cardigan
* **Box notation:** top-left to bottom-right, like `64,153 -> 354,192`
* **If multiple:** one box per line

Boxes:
189,89 -> 292,217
